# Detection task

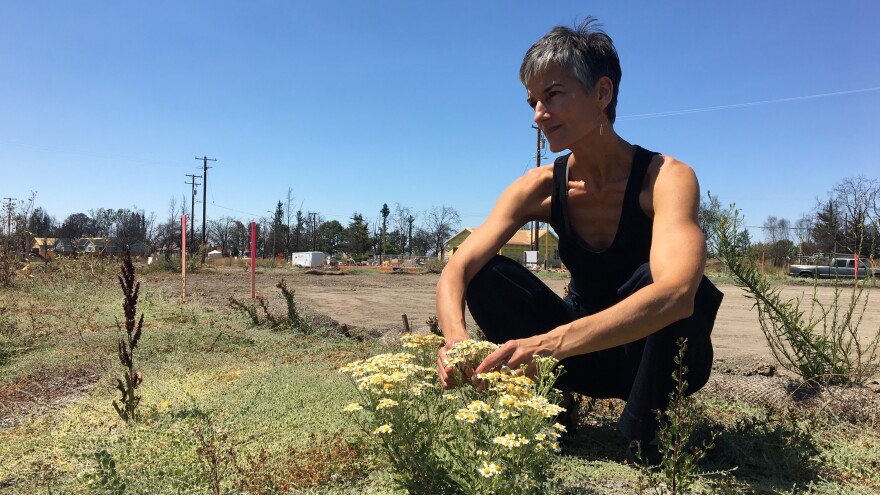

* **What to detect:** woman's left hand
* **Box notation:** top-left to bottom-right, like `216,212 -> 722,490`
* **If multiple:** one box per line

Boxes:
472,334 -> 555,383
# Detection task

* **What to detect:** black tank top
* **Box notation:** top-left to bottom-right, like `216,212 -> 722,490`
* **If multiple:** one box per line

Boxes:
550,146 -> 657,313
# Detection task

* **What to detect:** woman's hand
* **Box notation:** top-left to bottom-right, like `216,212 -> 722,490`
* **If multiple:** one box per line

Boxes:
437,334 -> 469,389
472,333 -> 559,384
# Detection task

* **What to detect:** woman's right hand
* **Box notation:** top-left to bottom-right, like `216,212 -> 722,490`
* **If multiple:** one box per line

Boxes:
437,334 -> 469,389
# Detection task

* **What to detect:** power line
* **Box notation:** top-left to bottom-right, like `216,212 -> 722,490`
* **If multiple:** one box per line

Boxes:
617,86 -> 880,122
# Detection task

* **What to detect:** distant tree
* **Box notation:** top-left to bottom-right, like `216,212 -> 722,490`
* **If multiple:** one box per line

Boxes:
59,212 -> 96,239
698,193 -> 721,255
762,216 -> 792,266
269,201 -> 286,259
284,189 -> 296,257
410,227 -> 432,257
793,215 -> 816,256
292,209 -> 307,252
345,213 -> 371,259
230,220 -> 248,257
812,200 -> 841,255
317,220 -> 345,255
391,203 -> 414,254
385,230 -> 404,255
27,207 -> 54,237
302,212 -> 321,252
380,203 -> 390,256
208,216 -> 235,256
423,205 -> 461,258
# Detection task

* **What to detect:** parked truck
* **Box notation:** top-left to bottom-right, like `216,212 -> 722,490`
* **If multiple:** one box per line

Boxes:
788,257 -> 879,279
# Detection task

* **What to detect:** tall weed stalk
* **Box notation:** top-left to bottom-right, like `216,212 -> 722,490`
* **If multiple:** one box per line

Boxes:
709,201 -> 880,385
113,247 -> 145,423
637,338 -> 717,494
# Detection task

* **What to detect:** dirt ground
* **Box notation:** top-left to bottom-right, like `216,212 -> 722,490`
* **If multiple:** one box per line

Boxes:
146,267 -> 880,372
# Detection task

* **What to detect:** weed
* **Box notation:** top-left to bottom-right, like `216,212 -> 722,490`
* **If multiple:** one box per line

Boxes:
709,200 -> 880,385
637,338 -> 718,495
235,430 -> 372,491
277,278 -> 307,333
0,253 -> 18,288
113,247 -> 145,423
0,305 -> 26,365
193,423 -> 236,495
89,450 -> 127,495
426,315 -> 441,336
424,257 -> 446,273
227,295 -> 257,325
228,280 -> 311,333
709,406 -> 817,483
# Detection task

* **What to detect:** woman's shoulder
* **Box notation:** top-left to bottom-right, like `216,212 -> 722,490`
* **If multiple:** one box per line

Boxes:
645,152 -> 698,189
508,163 -> 556,198
640,152 -> 700,217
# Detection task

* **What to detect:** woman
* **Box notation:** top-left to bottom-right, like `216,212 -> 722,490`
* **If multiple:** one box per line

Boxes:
435,19 -> 723,463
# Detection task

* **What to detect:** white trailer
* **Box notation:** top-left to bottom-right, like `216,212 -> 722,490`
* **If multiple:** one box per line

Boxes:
291,251 -> 325,268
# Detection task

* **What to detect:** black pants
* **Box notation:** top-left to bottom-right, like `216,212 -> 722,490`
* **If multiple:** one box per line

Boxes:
466,255 -> 724,442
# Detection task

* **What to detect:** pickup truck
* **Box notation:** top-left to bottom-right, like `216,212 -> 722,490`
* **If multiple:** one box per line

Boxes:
788,257 -> 880,279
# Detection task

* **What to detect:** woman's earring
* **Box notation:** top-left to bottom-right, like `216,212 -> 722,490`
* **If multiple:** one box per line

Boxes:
600,124 -> 604,136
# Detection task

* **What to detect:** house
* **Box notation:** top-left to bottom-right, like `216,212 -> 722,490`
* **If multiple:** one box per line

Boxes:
31,237 -> 58,259
446,228 -> 561,268
31,237 -> 149,257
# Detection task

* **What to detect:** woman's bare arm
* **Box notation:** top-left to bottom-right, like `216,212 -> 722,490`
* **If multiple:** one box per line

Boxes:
436,167 -> 552,386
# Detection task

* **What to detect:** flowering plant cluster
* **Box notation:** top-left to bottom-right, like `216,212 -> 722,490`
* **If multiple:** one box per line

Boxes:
340,334 -> 566,495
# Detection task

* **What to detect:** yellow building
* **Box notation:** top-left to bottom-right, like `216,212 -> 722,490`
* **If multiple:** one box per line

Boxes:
446,228 -> 561,268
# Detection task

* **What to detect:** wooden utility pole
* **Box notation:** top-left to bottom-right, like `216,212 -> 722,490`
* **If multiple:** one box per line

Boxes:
407,215 -> 414,256
531,125 -> 544,252
185,174 -> 201,255
195,156 -> 216,248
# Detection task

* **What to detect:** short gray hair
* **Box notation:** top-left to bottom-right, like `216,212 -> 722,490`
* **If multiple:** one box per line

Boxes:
519,17 -> 622,123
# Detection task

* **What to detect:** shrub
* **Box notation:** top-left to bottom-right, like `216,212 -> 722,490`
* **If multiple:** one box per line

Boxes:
340,335 -> 566,495
709,200 -> 880,385
424,257 -> 446,274
227,279 -> 310,333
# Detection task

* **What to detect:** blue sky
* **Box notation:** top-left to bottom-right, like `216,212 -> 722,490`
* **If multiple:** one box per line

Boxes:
1,1 -> 878,240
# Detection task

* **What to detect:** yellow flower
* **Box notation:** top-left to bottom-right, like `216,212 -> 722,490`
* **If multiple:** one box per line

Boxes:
376,398 -> 399,409
467,400 -> 491,413
400,333 -> 445,349
478,461 -> 503,477
343,403 -> 363,413
455,410 -> 479,423
373,424 -> 393,434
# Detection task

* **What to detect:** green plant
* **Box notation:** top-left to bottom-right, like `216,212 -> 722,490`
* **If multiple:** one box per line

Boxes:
113,248 -> 145,423
637,338 -> 717,495
277,278 -> 308,333
90,450 -> 127,494
340,335 -> 566,495
0,253 -> 18,287
193,423 -> 236,495
228,295 -> 262,326
235,430 -> 371,491
227,281 -> 311,333
426,315 -> 441,336
709,200 -> 880,385
424,257 -> 446,273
